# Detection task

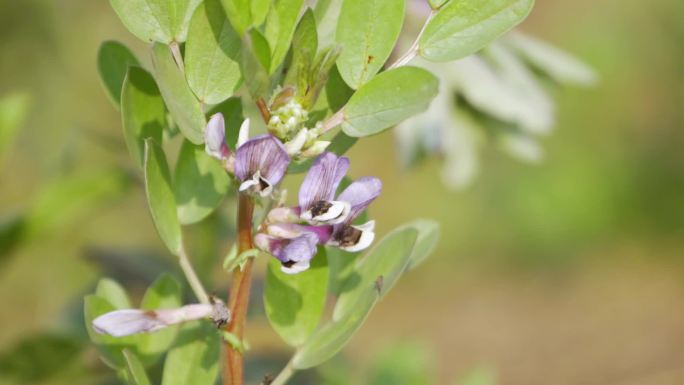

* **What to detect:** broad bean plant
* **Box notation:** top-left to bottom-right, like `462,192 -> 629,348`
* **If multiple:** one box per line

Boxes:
85,0 -> 537,384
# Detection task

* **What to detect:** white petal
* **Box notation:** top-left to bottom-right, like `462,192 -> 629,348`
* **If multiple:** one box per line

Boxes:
92,304 -> 212,337
239,178 -> 259,192
280,260 -> 310,274
338,221 -> 376,252
301,200 -> 350,224
284,128 -> 308,155
237,118 -> 250,148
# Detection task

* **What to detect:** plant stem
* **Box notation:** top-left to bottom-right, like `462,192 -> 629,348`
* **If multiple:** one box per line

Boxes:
178,246 -> 210,304
320,109 -> 346,135
170,41 -> 185,73
270,360 -> 295,385
222,193 -> 256,385
387,10 -> 435,70
256,98 -> 271,122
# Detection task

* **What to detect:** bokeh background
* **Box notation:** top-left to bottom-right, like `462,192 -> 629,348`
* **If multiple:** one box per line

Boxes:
1,0 -> 683,384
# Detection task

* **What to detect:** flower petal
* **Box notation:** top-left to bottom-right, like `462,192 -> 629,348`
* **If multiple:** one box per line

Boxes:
204,113 -> 229,160
298,152 -> 349,212
330,220 -> 376,252
234,134 -> 290,191
337,176 -> 382,222
92,304 -> 213,337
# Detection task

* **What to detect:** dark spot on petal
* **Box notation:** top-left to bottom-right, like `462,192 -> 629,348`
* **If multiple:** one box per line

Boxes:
282,260 -> 296,268
143,310 -> 159,319
258,177 -> 270,191
310,200 -> 333,217
337,225 -> 362,247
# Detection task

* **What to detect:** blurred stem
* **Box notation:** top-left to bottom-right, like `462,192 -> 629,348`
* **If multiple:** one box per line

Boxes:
170,41 -> 185,73
256,98 -> 271,122
178,246 -> 210,304
223,193 -> 255,385
387,10 -> 434,70
270,360 -> 295,385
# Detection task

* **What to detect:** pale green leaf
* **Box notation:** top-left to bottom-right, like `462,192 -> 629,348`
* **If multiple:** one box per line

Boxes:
240,30 -> 272,99
97,41 -> 140,108
264,0 -> 305,73
403,220 -> 441,270
284,8 -> 318,89
109,0 -> 202,43
144,139 -> 183,256
95,278 -> 132,309
333,226 -> 418,321
161,321 -> 220,385
84,295 -> 138,369
264,248 -> 328,347
174,140 -> 231,224
419,0 -> 535,62
341,66 -> 439,137
123,350 -> 152,385
151,43 -> 205,144
336,0 -> 405,88
220,0 -> 253,37
137,274 -> 182,360
186,0 -> 242,104
0,91 -> 31,162
121,66 -> 166,168
428,0 -> 450,9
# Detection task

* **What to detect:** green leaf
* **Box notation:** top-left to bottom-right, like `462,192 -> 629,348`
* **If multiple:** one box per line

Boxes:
109,0 -> 203,43
240,30 -> 272,99
264,0 -> 305,73
326,247 -> 356,295
418,0 -> 535,62
137,274 -> 182,361
144,139 -> 183,255
264,248 -> 329,347
0,91 -> 31,163
335,0 -> 405,89
208,97 -> 244,149
162,321 -> 220,385
313,0 -> 342,48
123,350 -> 151,385
151,43 -> 205,145
220,0 -> 253,37
341,66 -> 439,137
292,280 -> 379,369
368,341 -> 434,385
174,140 -> 231,224
284,8 -> 318,89
333,226 -> 418,321
428,0 -> 449,9
325,65 -> 354,112
97,41 -> 140,108
403,220 -> 441,270
95,278 -> 132,309
121,66 -> 166,168
186,0 -> 242,104
84,295 -> 137,369
0,333 -> 83,384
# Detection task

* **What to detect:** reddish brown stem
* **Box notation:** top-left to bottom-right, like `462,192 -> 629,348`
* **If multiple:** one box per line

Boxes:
222,193 -> 255,385
256,98 -> 271,122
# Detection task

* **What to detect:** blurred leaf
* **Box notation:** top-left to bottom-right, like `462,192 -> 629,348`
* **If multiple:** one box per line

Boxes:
240,30 -> 272,99
208,97 -> 244,150
96,278 -> 132,309
97,41 -> 139,108
264,248 -> 328,346
313,0 -> 342,48
325,65 -> 354,112
251,0 -> 270,26
109,0 -> 202,43
264,0 -> 305,73
284,9 -> 318,90
368,341 -> 434,385
151,43 -> 205,145
144,139 -> 183,256
220,0 -> 253,37
174,139 -> 231,225
161,321 -> 220,385
84,294 -> 137,368
419,0 -> 534,62
333,226 -> 417,321
335,0 -> 405,89
0,213 -> 25,261
404,219 -> 441,270
0,333 -> 83,383
0,91 -> 30,162
292,280 -> 379,369
136,274 -> 182,363
456,366 -> 497,385
341,66 -> 438,137
326,246 -> 356,296
186,0 -> 242,104
123,350 -> 151,385
121,66 -> 166,168
428,0 -> 449,8
505,31 -> 598,86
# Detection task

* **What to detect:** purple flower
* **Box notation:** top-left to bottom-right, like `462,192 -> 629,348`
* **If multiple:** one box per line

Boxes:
255,225 -> 329,274
204,113 -> 231,161
298,152 -> 351,224
328,176 -> 381,252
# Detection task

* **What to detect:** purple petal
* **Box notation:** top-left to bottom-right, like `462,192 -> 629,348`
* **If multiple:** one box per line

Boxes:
234,134 -> 290,186
337,176 -> 382,222
205,113 -> 229,160
298,152 -> 350,210
92,304 -> 213,337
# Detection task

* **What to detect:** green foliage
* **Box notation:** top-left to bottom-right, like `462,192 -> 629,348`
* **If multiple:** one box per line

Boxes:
97,41 -> 140,108
335,0 -> 405,89
404,219 -> 441,270
419,0 -> 534,62
185,0 -> 242,104
264,248 -> 329,346
121,66 -> 166,168
95,278 -> 132,309
264,0 -> 305,73
123,350 -> 152,385
0,91 -> 30,163
342,66 -> 439,137
0,333 -> 83,383
240,30 -> 272,99
367,342 -> 434,385
151,43 -> 206,144
144,139 -> 183,255
137,274 -> 183,359
109,0 -> 202,43
174,140 -> 231,224
161,321 -> 220,385
220,0 -> 255,37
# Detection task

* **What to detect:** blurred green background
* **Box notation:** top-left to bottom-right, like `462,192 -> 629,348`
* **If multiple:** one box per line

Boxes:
1,0 -> 683,384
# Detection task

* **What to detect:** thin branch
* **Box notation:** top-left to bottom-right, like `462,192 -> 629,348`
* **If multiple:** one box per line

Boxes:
319,109 -> 346,135
170,41 -> 185,73
387,10 -> 435,70
256,98 -> 271,123
269,360 -> 296,385
178,246 -> 210,304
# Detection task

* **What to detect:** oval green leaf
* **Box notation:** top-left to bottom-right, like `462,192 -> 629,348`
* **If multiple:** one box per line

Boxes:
123,350 -> 152,385
97,41 -> 139,108
335,0 -> 405,89
403,220 -> 441,270
341,66 -> 439,137
264,248 -> 329,347
185,0 -> 242,104
137,274 -> 182,361
151,43 -> 205,144
144,139 -> 183,256
161,321 -> 220,385
418,0 -> 535,62
121,66 -> 166,168
84,295 -> 138,369
95,278 -> 132,309
109,0 -> 202,43
174,140 -> 231,225
264,0 -> 305,73
333,226 -> 418,321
